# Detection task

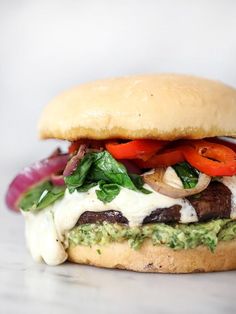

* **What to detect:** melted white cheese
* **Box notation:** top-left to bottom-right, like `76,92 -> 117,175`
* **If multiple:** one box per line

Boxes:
23,176 -> 236,266
23,184 -> 196,265
23,208 -> 68,265
180,205 -> 198,223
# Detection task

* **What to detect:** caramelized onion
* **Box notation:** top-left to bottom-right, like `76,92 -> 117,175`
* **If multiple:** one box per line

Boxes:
63,144 -> 87,177
143,167 -> 211,198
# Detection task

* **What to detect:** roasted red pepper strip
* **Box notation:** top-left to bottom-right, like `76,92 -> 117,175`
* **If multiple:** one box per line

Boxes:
135,149 -> 184,168
105,140 -> 168,160
181,140 -> 236,176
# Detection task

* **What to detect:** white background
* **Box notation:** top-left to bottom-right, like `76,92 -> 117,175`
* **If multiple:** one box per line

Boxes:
1,0 -> 236,174
0,2 -> 236,313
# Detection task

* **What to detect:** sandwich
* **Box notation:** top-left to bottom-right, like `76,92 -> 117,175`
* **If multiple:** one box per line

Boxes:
5,74 -> 236,273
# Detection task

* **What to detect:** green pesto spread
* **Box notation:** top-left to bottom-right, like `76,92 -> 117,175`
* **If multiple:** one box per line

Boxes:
68,219 -> 236,252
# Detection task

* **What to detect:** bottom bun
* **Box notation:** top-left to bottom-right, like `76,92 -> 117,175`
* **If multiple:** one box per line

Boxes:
67,239 -> 236,273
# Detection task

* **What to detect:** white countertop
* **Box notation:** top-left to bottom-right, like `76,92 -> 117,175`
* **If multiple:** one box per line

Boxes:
1,176 -> 236,314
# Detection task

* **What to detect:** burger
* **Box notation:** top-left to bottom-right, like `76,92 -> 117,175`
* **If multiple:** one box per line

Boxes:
5,74 -> 236,273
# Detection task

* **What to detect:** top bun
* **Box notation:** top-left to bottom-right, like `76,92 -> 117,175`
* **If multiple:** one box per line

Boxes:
39,74 -> 236,141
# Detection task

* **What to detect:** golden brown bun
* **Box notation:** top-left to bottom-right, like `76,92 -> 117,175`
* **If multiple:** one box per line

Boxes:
39,74 -> 236,141
67,239 -> 236,273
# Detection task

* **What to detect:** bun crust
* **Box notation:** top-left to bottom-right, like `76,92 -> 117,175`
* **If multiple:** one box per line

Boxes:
39,74 -> 236,141
67,239 -> 236,273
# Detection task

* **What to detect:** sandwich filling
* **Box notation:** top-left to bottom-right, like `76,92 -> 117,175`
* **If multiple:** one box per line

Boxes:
6,138 -> 236,265
23,178 -> 236,265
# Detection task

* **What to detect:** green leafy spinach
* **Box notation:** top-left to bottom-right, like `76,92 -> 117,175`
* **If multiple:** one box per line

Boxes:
20,150 -> 150,211
172,162 -> 199,189
19,181 -> 65,212
65,151 -> 150,202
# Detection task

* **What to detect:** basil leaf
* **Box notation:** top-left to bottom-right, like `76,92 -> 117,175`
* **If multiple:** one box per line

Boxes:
129,173 -> 151,194
65,150 -> 150,202
19,181 -> 51,211
172,162 -> 199,189
65,151 -> 138,192
19,181 -> 65,212
36,185 -> 65,210
88,151 -> 138,191
76,182 -> 98,192
96,181 -> 121,203
64,153 -> 94,192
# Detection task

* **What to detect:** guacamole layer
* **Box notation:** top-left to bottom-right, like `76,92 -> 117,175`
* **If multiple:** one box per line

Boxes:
68,219 -> 236,252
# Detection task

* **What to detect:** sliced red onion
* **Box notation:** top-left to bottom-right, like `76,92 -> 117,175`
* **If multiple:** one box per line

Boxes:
119,159 -> 142,175
63,144 -> 87,177
5,154 -> 69,211
51,174 -> 65,186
